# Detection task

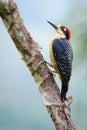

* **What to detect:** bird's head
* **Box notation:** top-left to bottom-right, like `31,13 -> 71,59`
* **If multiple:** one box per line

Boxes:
47,21 -> 71,40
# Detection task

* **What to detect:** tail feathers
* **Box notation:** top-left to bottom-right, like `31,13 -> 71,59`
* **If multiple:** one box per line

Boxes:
61,78 -> 69,102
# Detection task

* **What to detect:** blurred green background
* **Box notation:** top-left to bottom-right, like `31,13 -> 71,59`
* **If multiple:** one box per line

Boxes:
0,0 -> 87,130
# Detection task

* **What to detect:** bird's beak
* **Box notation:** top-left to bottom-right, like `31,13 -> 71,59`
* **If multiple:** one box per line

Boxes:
47,21 -> 58,30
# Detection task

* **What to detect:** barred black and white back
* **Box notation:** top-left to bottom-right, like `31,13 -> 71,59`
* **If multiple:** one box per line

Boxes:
52,38 -> 73,81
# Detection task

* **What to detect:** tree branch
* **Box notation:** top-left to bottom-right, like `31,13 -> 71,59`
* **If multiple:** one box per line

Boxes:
0,0 -> 76,129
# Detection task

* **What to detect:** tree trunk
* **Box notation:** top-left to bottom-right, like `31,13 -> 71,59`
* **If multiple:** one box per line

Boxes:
0,0 -> 76,129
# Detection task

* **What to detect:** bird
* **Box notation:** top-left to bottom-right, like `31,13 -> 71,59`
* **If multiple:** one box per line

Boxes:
47,21 -> 73,102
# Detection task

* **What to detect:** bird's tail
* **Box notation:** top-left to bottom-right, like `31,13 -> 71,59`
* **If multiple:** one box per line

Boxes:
61,77 -> 69,102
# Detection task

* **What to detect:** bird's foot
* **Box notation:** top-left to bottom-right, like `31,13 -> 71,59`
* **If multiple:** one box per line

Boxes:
43,60 -> 55,67
35,60 -> 54,69
37,60 -> 56,75
41,60 -> 58,68
35,60 -> 58,77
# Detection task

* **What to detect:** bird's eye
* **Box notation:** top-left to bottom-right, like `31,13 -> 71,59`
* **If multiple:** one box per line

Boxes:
60,26 -> 70,40
63,27 -> 67,32
61,26 -> 67,32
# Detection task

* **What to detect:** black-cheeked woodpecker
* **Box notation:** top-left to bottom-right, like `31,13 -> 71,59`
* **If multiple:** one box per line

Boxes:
47,21 -> 73,102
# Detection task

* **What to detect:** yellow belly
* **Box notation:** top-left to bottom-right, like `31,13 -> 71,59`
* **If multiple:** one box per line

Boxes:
49,41 -> 56,66
49,41 -> 60,74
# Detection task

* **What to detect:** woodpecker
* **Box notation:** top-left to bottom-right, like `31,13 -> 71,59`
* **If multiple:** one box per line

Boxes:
47,21 -> 73,102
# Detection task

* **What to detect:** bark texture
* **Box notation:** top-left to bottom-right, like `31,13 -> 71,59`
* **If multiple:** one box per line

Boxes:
0,0 -> 76,129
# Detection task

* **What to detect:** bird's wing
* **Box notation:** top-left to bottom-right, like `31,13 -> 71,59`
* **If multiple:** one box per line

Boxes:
52,38 -> 73,81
